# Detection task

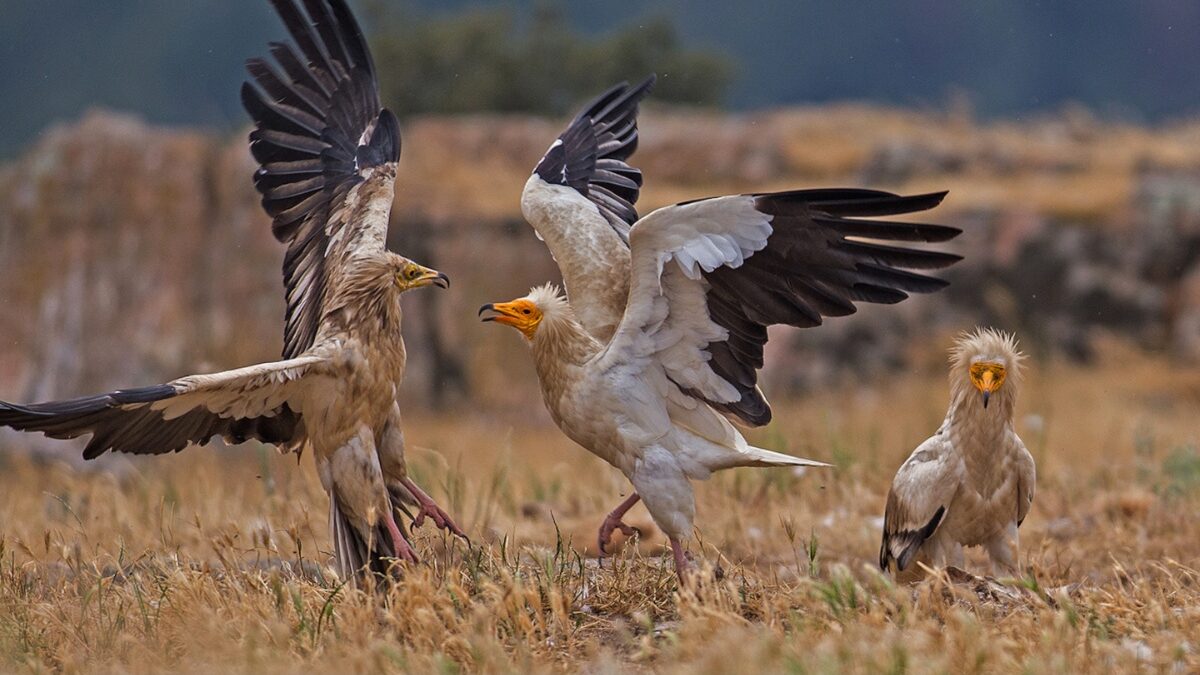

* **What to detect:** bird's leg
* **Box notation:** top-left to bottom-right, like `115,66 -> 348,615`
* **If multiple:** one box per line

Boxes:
598,493 -> 641,555
669,535 -> 691,585
985,522 -> 1020,578
925,533 -> 963,571
382,506 -> 420,564
401,477 -> 469,541
947,542 -> 966,570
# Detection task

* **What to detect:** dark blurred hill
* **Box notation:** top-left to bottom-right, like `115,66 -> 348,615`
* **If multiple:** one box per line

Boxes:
429,0 -> 1200,120
4,1 -> 1200,157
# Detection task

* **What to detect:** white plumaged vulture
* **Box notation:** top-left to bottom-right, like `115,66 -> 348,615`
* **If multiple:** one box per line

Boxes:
880,328 -> 1033,579
481,77 -> 963,582
0,0 -> 465,584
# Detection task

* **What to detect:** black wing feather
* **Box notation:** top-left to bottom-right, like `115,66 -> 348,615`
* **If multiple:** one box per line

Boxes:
880,505 -> 946,571
0,386 -> 300,460
245,0 -> 400,359
698,190 -> 958,426
534,76 -> 656,240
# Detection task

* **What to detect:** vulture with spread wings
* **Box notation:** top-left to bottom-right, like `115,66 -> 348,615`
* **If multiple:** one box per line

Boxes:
482,76 -> 963,581
0,0 -> 464,583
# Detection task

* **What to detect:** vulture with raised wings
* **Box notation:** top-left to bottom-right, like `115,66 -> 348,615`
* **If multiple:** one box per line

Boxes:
0,0 -> 464,583
481,77 -> 963,581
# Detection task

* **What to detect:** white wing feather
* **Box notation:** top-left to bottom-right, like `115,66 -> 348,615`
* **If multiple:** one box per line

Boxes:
599,195 -> 773,405
521,175 -> 631,340
886,433 -> 962,531
154,354 -> 332,422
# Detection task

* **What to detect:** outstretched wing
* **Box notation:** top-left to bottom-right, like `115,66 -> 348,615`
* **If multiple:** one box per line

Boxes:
243,0 -> 401,358
521,77 -> 655,340
600,189 -> 960,426
532,76 -> 655,238
0,356 -> 331,459
880,433 -> 960,572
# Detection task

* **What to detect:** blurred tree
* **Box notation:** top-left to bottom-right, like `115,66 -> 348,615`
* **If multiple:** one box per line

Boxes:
361,1 -> 733,116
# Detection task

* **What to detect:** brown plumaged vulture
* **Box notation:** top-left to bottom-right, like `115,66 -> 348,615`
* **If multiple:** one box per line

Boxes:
0,0 -> 465,584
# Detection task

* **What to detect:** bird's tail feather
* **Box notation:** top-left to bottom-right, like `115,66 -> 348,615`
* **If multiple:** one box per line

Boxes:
329,497 -> 410,586
741,445 -> 831,468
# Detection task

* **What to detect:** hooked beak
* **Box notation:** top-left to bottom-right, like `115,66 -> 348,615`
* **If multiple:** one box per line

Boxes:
970,361 -> 1006,410
478,301 -> 520,328
408,265 -> 451,289
416,268 -> 450,289
979,370 -> 997,409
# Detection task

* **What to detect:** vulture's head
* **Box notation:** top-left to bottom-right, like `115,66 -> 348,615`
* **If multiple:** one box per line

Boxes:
329,254 -> 448,320
950,327 -> 1025,411
391,255 -> 449,292
478,284 -> 570,341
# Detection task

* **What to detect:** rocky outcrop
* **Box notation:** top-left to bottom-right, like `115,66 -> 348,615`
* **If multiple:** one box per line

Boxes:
0,105 -> 1196,456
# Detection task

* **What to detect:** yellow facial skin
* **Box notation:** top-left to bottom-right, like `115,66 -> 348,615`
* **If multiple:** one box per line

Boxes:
969,361 -> 1007,408
397,263 -> 449,291
479,299 -> 543,340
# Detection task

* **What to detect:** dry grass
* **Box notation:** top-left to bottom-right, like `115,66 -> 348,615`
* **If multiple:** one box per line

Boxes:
1,343 -> 1199,673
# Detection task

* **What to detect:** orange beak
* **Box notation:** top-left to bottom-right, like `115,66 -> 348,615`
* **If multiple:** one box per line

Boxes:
478,301 -> 521,328
980,370 -> 995,408
479,299 -> 541,340
970,362 -> 1006,409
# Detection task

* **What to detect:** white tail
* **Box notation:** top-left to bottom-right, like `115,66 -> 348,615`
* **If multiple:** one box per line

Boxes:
742,445 -> 832,468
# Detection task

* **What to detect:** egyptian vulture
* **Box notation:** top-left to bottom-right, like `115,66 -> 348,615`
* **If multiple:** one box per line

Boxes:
0,0 -> 464,582
880,328 -> 1033,578
481,78 -> 963,581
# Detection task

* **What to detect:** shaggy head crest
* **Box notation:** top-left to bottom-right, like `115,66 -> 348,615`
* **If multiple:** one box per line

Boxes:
479,284 -> 576,342
950,328 -> 1025,377
949,327 -> 1026,409
527,283 -> 571,317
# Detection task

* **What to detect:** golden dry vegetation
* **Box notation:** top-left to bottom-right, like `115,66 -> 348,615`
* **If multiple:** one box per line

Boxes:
2,101 -> 1200,673
2,338 -> 1198,673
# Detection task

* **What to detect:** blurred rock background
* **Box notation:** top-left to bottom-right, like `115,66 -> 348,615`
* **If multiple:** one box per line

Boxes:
1,2 -> 1198,457
2,104 -> 1198,421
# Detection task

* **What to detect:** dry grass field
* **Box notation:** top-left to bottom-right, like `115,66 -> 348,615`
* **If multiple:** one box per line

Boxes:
1,338 -> 1198,673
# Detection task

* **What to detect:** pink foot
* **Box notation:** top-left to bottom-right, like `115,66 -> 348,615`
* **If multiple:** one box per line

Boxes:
670,536 -> 691,585
383,509 -> 419,564
598,493 -> 641,556
402,477 -> 469,541
598,517 -> 638,555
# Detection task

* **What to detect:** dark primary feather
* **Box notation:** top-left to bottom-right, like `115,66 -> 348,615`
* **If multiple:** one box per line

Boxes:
0,385 -> 300,460
533,76 -> 656,240
880,505 -> 946,571
700,189 -> 959,426
243,0 -> 400,359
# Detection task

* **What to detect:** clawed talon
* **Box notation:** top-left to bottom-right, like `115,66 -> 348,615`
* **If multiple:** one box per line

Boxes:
391,539 -> 420,565
597,492 -> 643,557
402,477 -> 469,542
598,518 -> 639,555
383,511 -> 420,564
412,502 -> 469,541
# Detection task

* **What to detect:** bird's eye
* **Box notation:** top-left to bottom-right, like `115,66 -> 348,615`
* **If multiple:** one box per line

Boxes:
407,268 -> 420,279
522,308 -> 531,315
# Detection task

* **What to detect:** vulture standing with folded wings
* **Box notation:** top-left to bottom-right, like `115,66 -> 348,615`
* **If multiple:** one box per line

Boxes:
481,77 -> 964,581
0,0 -> 464,584
879,328 -> 1033,579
